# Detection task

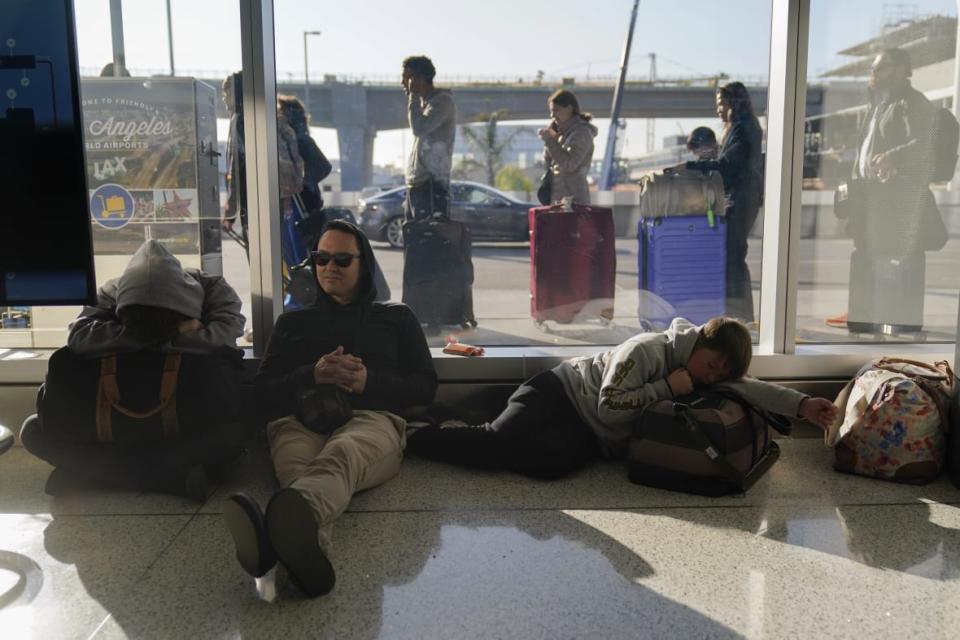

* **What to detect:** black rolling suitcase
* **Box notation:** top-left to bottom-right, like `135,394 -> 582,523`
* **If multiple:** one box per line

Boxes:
402,218 -> 477,328
847,250 -> 925,334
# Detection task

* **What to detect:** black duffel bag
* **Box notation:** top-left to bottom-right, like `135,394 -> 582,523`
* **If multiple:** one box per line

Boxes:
38,346 -> 244,443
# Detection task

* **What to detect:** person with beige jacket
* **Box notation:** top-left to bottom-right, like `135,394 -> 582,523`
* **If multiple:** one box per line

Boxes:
539,89 -> 598,205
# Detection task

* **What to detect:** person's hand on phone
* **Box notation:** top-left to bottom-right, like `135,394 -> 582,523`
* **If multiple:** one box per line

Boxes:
538,127 -> 559,142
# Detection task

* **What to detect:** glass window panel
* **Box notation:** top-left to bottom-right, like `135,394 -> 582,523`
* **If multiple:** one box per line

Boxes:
799,1 -> 959,344
274,0 -> 771,346
0,1 -> 253,349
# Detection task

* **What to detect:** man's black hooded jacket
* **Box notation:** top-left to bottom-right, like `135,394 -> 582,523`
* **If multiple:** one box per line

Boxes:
255,224 -> 437,420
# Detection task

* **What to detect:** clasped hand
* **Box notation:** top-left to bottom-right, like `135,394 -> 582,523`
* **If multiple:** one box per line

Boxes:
314,346 -> 367,394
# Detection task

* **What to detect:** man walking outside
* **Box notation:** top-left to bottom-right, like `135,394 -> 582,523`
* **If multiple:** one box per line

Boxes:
402,55 -> 456,220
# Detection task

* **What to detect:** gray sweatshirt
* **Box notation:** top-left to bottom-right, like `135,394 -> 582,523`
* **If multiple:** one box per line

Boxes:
553,317 -> 808,458
544,116 -> 598,205
68,240 -> 245,356
406,88 -> 456,186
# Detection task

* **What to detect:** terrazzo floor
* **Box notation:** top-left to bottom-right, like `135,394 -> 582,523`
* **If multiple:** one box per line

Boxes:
1,437 -> 959,639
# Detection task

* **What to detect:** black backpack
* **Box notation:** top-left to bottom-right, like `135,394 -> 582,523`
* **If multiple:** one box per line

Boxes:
38,346 -> 244,443
932,107 -> 960,182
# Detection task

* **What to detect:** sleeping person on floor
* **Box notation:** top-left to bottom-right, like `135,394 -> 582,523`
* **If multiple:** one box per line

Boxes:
407,316 -> 839,479
22,240 -> 246,500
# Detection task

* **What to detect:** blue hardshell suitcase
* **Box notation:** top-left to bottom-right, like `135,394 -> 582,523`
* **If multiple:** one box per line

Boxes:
637,216 -> 726,328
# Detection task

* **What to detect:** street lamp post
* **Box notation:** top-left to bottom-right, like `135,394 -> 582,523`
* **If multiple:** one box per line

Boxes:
166,0 -> 175,76
303,30 -> 322,115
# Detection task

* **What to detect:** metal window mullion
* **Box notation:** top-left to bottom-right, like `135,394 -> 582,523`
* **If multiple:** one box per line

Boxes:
758,0 -> 810,355
239,0 -> 282,356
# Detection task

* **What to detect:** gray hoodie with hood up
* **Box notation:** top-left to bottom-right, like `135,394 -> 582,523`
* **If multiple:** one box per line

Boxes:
67,240 -> 245,356
552,317 -> 809,458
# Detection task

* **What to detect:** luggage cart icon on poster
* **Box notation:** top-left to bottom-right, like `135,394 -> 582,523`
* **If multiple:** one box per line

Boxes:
90,184 -> 135,229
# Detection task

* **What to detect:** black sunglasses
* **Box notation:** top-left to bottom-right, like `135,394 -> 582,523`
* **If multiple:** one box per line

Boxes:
312,251 -> 362,268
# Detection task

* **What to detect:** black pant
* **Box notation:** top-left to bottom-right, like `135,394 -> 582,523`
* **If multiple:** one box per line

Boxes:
20,415 -> 243,494
725,200 -> 760,323
405,180 -> 450,221
725,231 -> 754,323
407,370 -> 601,479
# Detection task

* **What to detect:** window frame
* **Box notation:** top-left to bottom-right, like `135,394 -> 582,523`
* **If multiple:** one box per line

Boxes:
1,0 -> 957,384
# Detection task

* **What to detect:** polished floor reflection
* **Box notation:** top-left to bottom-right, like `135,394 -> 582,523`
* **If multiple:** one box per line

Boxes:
1,438 -> 958,639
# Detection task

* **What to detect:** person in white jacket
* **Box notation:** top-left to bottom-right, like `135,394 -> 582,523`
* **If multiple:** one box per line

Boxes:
408,316 -> 838,479
21,240 -> 246,500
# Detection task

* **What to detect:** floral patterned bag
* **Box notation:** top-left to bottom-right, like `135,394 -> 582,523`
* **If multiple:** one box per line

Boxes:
827,358 -> 954,484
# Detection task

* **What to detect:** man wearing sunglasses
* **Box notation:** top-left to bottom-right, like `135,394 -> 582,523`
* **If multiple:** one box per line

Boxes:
224,220 -> 437,597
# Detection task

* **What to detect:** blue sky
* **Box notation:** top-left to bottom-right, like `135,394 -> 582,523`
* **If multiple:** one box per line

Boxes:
73,0 -> 959,163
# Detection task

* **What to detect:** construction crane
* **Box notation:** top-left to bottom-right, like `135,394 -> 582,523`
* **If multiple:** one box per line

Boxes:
599,0 -> 640,190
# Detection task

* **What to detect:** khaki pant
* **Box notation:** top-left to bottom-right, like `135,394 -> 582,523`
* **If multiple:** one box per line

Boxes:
267,410 -> 406,551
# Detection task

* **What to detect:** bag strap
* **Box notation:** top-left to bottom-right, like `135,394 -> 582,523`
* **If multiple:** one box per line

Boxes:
711,388 -> 792,435
95,354 -> 181,441
674,403 -> 748,491
875,357 -> 954,380
95,355 -> 118,442
158,354 -> 180,438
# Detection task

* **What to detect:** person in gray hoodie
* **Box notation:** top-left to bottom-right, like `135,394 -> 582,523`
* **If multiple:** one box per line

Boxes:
66,240 -> 245,355
21,240 -> 246,499
402,55 -> 456,220
408,316 -> 838,479
540,89 -> 598,205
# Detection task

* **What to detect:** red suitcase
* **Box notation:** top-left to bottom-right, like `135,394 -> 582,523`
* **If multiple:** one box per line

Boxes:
529,204 -> 616,326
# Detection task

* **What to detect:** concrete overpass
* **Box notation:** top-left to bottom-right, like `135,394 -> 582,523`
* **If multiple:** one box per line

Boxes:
200,77 -> 865,190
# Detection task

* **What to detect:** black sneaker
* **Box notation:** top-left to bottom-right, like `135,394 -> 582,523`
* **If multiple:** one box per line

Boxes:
223,493 -> 276,578
265,488 -> 335,597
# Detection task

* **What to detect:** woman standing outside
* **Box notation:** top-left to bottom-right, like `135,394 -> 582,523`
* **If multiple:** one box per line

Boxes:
687,81 -> 764,324
277,95 -> 333,217
540,89 -> 598,205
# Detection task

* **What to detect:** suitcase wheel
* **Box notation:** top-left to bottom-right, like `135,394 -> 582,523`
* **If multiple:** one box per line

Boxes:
534,320 -> 551,334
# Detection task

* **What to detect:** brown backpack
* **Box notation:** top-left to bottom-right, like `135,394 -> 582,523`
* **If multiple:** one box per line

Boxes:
629,388 -> 791,496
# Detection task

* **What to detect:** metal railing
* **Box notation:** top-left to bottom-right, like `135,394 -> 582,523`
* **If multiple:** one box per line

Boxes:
80,66 -> 769,88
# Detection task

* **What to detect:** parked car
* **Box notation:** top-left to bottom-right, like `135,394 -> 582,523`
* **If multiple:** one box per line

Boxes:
356,181 -> 533,248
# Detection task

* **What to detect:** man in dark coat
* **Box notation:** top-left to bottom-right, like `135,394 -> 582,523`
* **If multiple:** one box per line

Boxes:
223,221 -> 436,597
830,47 -> 946,333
